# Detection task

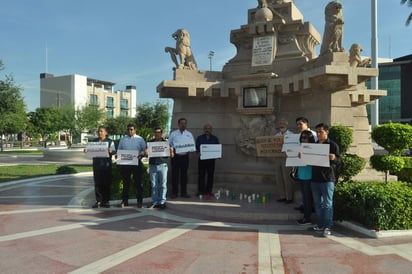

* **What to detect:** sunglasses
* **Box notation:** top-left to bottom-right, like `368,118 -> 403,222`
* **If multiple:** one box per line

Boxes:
127,128 -> 135,131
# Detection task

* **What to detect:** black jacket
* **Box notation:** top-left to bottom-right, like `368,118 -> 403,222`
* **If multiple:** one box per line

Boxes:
312,138 -> 340,183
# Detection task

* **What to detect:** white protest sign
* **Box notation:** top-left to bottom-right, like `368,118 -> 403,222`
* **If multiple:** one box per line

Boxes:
116,150 -> 140,165
174,139 -> 196,154
200,144 -> 222,160
301,143 -> 330,167
85,142 -> 109,159
147,141 -> 170,158
281,133 -> 300,152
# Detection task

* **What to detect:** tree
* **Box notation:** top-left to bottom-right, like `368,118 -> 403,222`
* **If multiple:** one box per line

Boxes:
105,116 -> 135,136
0,61 -> 27,151
27,107 -> 63,147
401,0 -> 412,26
135,102 -> 169,131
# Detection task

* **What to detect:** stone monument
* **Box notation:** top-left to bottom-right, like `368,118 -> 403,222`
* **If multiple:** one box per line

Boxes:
157,1 -> 386,195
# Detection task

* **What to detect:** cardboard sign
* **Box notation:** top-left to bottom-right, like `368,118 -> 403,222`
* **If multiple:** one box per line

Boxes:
255,136 -> 284,157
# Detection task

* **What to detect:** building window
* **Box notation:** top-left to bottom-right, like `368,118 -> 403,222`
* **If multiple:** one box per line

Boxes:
243,87 -> 267,108
120,99 -> 129,109
106,109 -> 114,118
120,110 -> 128,117
90,94 -> 99,106
106,97 -> 114,108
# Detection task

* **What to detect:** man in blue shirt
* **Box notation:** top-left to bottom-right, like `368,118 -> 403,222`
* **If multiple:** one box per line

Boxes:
117,123 -> 147,208
196,123 -> 220,197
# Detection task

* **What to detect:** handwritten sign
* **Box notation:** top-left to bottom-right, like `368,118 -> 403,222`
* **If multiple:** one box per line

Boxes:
147,141 -> 170,158
200,144 -> 222,160
255,136 -> 284,157
116,150 -> 140,165
85,142 -> 109,159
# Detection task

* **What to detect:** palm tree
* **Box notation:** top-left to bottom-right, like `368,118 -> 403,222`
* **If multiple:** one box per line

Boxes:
401,0 -> 412,26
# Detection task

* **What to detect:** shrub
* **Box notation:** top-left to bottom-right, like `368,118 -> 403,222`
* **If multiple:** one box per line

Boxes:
371,122 -> 412,155
337,153 -> 366,182
334,181 -> 412,230
56,165 -> 77,174
110,164 -> 151,200
329,125 -> 353,154
329,125 -> 365,182
370,155 -> 405,182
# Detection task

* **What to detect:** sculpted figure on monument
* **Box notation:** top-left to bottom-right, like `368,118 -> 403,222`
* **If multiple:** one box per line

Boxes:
320,1 -> 345,55
349,43 -> 372,67
165,29 -> 198,70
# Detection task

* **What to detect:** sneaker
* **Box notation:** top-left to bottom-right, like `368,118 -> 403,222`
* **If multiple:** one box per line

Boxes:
159,203 -> 166,209
101,202 -> 110,208
312,225 -> 324,232
137,201 -> 143,208
120,201 -> 129,208
297,218 -> 311,225
323,228 -> 331,237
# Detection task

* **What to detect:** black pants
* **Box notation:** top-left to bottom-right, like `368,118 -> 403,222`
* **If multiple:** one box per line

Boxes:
119,164 -> 143,202
198,159 -> 215,195
93,158 -> 112,203
171,154 -> 189,196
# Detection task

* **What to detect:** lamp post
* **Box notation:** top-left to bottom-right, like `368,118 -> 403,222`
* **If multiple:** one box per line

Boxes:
208,51 -> 215,71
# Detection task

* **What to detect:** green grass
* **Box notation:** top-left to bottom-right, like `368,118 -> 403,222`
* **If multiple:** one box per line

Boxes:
0,150 -> 43,155
0,164 -> 93,183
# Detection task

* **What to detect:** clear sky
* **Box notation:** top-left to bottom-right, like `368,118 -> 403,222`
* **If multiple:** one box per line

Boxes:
1,0 -> 411,112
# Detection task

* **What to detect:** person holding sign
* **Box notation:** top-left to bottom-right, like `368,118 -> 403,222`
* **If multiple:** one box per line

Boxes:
85,126 -> 116,209
195,123 -> 220,197
311,123 -> 340,237
146,127 -> 171,209
169,118 -> 195,198
274,118 -> 294,203
117,123 -> 147,208
296,130 -> 316,225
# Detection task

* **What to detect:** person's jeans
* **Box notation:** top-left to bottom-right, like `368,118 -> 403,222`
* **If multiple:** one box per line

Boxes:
311,181 -> 334,229
149,163 -> 168,205
300,179 -> 313,220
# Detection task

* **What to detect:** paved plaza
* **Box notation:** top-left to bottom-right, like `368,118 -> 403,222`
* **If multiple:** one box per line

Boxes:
0,154 -> 412,273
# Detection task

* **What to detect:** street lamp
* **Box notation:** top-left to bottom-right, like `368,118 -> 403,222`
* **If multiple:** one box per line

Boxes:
208,51 -> 215,71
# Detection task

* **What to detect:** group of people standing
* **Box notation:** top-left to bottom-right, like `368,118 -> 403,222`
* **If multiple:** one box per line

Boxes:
87,115 -> 339,237
86,118 -> 219,211
276,117 -> 340,237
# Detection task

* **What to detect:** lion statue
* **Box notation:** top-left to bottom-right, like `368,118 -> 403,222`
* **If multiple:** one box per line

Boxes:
320,1 -> 345,55
165,29 -> 198,70
349,43 -> 371,67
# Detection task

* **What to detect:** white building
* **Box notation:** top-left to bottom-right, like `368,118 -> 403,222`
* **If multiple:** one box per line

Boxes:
40,73 -> 137,118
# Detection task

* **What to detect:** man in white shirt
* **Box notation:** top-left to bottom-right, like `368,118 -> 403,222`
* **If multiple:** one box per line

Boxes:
117,123 -> 147,208
168,118 -> 195,198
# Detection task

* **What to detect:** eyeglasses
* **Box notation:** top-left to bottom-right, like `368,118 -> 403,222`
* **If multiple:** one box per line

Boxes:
127,128 -> 134,131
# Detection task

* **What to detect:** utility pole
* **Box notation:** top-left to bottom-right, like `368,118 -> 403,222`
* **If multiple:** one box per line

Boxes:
208,51 -> 215,71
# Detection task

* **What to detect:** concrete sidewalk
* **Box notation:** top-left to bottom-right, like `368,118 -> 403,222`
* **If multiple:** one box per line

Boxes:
0,174 -> 412,273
